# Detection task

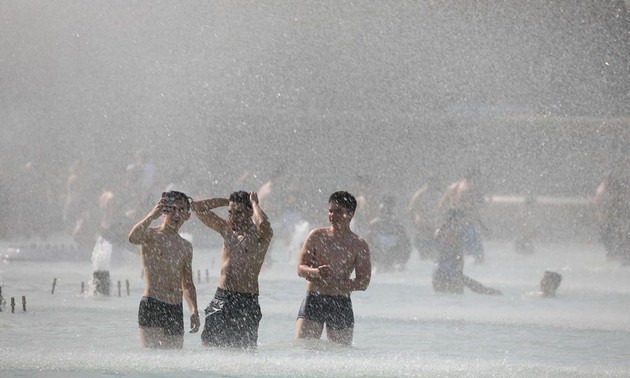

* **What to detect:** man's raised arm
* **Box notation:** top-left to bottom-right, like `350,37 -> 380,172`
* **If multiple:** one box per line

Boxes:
191,197 -> 229,233
128,202 -> 162,245
250,192 -> 273,240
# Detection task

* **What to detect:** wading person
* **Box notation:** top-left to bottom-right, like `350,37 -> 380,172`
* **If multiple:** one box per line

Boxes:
295,191 -> 371,346
128,191 -> 200,349
432,209 -> 501,295
192,191 -> 273,349
439,169 -> 490,263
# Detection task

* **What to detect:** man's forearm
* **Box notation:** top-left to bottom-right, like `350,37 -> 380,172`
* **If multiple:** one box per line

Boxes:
128,216 -> 154,244
193,198 -> 228,212
183,285 -> 199,314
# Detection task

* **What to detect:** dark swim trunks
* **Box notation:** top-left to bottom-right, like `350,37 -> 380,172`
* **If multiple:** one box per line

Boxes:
201,288 -> 262,349
137,296 -> 184,335
297,291 -> 354,330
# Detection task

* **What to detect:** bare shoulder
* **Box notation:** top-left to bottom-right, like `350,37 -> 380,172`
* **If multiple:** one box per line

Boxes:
353,233 -> 369,249
307,227 -> 329,239
141,227 -> 160,244
181,236 -> 193,250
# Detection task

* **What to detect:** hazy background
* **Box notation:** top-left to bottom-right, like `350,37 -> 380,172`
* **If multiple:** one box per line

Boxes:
1,1 -> 629,240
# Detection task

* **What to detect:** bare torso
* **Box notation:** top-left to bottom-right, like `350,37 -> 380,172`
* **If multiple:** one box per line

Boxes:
218,225 -> 270,294
141,228 -> 192,304
303,227 -> 369,296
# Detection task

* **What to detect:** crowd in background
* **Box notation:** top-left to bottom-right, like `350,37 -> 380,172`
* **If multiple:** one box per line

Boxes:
1,151 -> 629,266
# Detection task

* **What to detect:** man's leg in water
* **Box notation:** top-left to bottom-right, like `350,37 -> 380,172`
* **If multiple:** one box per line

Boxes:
296,318 -> 324,340
326,325 -> 353,346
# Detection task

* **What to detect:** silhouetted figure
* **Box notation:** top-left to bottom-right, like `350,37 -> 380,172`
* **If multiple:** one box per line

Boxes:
432,209 -> 501,295
365,196 -> 411,272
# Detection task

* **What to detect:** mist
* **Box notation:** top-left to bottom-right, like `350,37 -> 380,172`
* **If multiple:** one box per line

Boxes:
1,1 -> 629,239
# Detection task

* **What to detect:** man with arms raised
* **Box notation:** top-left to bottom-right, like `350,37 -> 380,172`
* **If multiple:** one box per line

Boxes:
296,191 -> 371,346
128,191 -> 200,349
192,191 -> 273,349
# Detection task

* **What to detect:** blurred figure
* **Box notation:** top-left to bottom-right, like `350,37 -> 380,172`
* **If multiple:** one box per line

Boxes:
594,171 -> 630,262
62,160 -> 87,235
514,197 -> 537,254
350,174 -> 377,235
439,169 -> 490,263
408,180 -> 441,259
365,196 -> 412,272
432,209 -> 501,295
540,271 -> 562,297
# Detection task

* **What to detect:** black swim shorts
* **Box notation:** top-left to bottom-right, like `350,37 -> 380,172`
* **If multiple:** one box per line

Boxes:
137,296 -> 184,335
201,288 -> 262,349
297,291 -> 354,330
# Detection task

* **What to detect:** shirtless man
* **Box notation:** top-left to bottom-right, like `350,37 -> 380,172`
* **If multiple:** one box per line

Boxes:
128,191 -> 200,349
192,191 -> 273,349
438,170 -> 489,263
296,191 -> 371,346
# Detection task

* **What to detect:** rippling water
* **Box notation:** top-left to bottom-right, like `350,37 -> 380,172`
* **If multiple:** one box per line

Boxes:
1,239 -> 629,377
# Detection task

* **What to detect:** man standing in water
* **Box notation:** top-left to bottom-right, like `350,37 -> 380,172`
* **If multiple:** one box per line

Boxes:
192,191 -> 273,349
128,191 -> 200,349
296,191 -> 371,346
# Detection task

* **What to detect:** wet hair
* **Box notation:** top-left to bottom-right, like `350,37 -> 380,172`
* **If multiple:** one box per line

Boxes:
328,191 -> 357,213
161,191 -> 192,211
229,190 -> 252,209
540,271 -> 562,296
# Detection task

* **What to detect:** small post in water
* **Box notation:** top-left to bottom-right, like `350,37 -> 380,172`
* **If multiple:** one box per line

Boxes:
0,286 -> 3,312
197,270 -> 201,284
126,279 -> 130,296
81,282 -> 85,294
22,296 -> 26,312
11,297 -> 15,313
51,278 -> 57,295
117,280 -> 121,297
205,269 -> 209,283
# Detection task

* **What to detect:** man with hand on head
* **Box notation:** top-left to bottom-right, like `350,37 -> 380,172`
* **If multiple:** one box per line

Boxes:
192,191 -> 273,349
128,191 -> 200,349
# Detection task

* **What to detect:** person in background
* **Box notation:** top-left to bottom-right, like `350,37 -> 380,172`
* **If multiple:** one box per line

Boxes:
365,196 -> 411,272
432,209 -> 501,295
439,169 -> 490,263
540,271 -> 562,297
